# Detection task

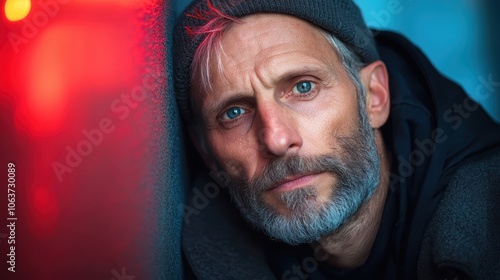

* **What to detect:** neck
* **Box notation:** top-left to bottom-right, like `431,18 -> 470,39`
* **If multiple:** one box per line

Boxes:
312,131 -> 391,270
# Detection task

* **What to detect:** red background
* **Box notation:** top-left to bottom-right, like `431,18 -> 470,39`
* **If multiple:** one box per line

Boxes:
0,0 -> 177,279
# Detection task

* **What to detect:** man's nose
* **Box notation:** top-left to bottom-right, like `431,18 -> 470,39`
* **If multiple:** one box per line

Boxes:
256,104 -> 303,157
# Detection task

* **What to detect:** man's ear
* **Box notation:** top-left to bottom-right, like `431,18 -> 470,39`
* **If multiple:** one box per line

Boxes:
359,60 -> 390,129
188,123 -> 218,171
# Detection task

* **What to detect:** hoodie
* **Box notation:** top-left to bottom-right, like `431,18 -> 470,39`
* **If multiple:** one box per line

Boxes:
181,31 -> 500,280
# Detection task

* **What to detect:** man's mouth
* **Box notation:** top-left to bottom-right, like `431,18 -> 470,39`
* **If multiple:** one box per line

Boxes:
268,172 -> 324,192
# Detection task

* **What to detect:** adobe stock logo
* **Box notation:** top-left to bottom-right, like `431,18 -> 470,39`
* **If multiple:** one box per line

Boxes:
110,267 -> 135,280
51,69 -> 163,183
366,0 -> 412,28
388,74 -> 500,189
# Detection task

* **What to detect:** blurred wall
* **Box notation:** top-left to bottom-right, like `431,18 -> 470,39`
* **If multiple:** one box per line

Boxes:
0,1 -> 185,279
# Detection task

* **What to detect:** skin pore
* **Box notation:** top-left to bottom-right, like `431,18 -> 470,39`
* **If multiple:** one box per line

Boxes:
189,14 -> 392,269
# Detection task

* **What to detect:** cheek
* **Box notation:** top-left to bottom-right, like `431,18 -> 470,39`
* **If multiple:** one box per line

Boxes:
298,86 -> 359,152
207,132 -> 257,178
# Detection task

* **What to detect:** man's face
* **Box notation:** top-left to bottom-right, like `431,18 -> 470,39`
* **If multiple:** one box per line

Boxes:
192,14 -> 381,244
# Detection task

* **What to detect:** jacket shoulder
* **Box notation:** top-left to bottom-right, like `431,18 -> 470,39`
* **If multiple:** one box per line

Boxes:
418,149 -> 500,280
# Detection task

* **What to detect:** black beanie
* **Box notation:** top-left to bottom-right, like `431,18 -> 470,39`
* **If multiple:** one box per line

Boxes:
174,0 -> 379,121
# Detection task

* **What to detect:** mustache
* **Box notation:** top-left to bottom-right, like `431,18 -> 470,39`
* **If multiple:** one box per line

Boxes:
244,154 -> 349,192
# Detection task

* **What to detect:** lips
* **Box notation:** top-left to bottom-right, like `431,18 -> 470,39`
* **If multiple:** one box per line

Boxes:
268,172 -> 323,192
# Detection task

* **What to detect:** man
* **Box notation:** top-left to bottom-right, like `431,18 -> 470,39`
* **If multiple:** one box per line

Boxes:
173,0 -> 500,279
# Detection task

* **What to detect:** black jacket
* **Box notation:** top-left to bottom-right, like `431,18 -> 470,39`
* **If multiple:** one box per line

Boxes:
181,31 -> 500,280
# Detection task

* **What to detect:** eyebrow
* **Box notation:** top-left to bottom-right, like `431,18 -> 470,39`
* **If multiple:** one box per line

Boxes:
269,64 -> 337,85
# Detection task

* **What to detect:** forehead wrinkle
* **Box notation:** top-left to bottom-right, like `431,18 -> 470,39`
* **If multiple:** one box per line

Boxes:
241,18 -> 340,89
253,48 -> 296,89
255,53 -> 340,89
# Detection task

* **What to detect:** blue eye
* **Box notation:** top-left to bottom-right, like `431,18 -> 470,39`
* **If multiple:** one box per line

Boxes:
224,107 -> 246,120
293,81 -> 315,94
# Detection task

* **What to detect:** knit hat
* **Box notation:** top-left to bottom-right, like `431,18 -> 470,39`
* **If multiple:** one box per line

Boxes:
174,0 -> 379,121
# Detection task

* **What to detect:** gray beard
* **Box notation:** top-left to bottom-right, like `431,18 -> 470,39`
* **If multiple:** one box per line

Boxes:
225,103 -> 381,245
